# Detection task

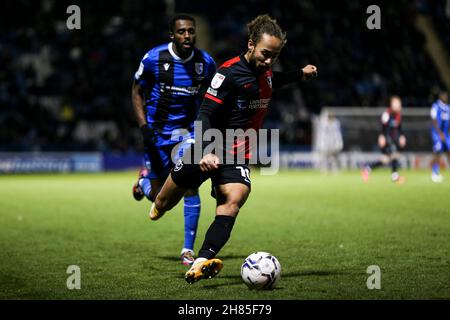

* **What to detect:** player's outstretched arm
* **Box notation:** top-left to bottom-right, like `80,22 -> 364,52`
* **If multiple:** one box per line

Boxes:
272,64 -> 318,89
196,111 -> 220,172
132,81 -> 157,147
131,80 -> 163,171
195,68 -> 234,172
131,80 -> 148,128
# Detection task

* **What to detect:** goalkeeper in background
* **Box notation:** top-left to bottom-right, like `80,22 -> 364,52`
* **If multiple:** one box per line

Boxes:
316,110 -> 343,173
361,95 -> 406,183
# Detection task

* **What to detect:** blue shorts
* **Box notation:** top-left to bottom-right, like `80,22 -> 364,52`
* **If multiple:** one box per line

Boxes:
144,133 -> 194,180
432,133 -> 450,153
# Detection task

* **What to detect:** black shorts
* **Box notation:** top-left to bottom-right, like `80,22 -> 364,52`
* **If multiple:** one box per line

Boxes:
171,160 -> 252,190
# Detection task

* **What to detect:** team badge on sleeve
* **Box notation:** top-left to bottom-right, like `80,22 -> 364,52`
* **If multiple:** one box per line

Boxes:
211,73 -> 226,89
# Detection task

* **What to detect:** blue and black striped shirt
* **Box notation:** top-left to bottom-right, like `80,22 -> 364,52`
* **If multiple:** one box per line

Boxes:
134,42 -> 216,145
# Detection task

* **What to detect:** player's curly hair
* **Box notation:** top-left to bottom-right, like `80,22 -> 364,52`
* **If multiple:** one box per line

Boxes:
169,13 -> 196,32
247,14 -> 287,46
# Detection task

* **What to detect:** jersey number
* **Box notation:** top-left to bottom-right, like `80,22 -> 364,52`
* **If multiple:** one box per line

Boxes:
236,166 -> 250,182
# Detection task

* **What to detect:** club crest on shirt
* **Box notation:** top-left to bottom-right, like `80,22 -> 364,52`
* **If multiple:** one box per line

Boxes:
195,63 -> 203,75
211,73 -> 226,89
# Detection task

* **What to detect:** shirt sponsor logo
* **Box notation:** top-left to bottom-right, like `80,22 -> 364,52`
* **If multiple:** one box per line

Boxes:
211,73 -> 225,89
160,84 -> 200,95
235,98 -> 271,109
248,98 -> 271,109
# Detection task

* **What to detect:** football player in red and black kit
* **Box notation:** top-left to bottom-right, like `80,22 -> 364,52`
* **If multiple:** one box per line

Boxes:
362,95 -> 406,183
149,14 -> 318,283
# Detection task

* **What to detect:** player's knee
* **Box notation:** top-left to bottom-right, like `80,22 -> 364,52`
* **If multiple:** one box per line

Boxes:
217,202 -> 241,216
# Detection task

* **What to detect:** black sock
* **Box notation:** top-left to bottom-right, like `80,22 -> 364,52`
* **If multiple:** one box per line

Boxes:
198,215 -> 236,260
369,161 -> 383,170
391,159 -> 399,173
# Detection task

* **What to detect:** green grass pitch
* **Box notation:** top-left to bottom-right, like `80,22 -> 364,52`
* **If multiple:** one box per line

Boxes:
0,170 -> 449,300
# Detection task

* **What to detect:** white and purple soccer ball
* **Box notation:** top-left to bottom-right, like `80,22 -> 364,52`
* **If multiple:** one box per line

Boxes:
241,252 -> 281,290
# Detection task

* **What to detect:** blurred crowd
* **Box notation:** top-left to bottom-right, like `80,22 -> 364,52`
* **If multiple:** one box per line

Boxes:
0,0 -> 447,152
416,0 -> 450,52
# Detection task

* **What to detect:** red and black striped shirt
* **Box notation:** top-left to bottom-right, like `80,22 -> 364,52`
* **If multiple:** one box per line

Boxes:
197,54 -> 302,160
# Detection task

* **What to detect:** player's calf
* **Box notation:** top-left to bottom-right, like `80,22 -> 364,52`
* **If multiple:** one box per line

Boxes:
149,174 -> 187,221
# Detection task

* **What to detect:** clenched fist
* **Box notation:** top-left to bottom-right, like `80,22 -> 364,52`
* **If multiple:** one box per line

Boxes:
302,65 -> 318,80
199,153 -> 220,172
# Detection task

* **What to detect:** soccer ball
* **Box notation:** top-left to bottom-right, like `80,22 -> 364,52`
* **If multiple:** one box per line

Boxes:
241,252 -> 281,290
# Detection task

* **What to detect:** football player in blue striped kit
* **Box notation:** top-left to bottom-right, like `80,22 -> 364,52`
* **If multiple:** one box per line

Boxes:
131,14 -> 216,265
430,91 -> 450,183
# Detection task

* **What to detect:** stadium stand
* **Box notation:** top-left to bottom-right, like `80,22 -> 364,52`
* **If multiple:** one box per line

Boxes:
0,0 -> 448,152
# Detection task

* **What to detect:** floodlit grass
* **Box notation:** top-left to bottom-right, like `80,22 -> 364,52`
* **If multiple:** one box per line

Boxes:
0,169 -> 449,299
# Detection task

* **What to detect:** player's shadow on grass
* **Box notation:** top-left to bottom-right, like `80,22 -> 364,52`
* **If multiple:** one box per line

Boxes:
293,270 -> 347,276
156,255 -> 181,262
200,270 -> 347,290
156,254 -> 245,262
201,274 -> 246,289
214,254 -> 245,260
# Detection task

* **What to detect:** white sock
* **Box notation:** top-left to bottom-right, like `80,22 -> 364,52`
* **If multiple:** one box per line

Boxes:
181,248 -> 194,255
